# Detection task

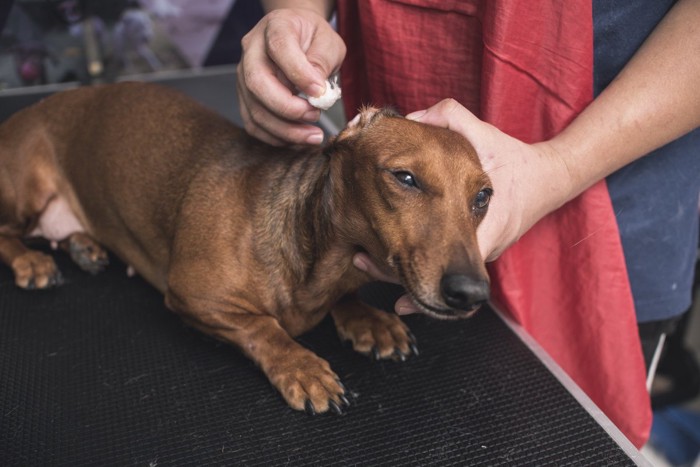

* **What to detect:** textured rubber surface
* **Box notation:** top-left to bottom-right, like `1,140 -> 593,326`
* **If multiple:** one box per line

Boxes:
0,247 -> 635,466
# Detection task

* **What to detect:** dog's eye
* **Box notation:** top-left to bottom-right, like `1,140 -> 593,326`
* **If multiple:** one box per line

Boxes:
393,171 -> 419,189
474,188 -> 493,210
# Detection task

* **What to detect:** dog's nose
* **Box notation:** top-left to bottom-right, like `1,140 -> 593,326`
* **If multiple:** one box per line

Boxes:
440,274 -> 490,310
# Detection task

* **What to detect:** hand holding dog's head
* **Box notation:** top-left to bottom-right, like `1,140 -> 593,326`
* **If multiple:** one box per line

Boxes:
330,108 -> 493,319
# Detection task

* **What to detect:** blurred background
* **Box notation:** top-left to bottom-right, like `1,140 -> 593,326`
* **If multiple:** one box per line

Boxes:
0,0 -> 261,89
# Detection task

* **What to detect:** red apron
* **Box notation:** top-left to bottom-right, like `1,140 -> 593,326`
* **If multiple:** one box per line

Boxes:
337,0 -> 651,447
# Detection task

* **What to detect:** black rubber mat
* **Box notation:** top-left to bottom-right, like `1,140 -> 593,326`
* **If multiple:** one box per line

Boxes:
1,245 -> 635,466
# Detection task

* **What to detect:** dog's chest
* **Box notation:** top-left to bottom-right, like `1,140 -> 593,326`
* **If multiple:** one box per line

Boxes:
29,196 -> 85,241
277,268 -> 364,337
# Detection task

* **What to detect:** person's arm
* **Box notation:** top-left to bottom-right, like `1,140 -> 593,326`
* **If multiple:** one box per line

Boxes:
355,0 -> 700,313
553,0 -> 700,192
408,0 -> 700,262
237,1 -> 344,145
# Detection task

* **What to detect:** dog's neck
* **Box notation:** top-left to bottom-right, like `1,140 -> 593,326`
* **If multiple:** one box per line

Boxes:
255,147 -> 380,292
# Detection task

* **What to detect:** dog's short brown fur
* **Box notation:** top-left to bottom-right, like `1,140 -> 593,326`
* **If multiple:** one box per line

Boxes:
0,82 -> 491,414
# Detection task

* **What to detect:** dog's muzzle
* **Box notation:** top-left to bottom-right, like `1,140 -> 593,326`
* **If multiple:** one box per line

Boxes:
440,274 -> 490,314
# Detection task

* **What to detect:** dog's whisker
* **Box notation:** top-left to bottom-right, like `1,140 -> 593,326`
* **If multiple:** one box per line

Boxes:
482,162 -> 509,176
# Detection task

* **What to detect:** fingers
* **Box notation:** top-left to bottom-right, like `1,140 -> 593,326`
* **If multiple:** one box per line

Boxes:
237,8 -> 346,145
406,98 -> 480,134
407,99 -> 512,262
352,253 -> 399,284
476,207 -> 508,262
395,295 -> 419,316
351,253 -> 419,315
237,39 -> 323,145
263,12 -> 339,97
236,69 -> 323,146
408,99 -> 566,263
406,99 -> 506,162
239,32 -> 319,120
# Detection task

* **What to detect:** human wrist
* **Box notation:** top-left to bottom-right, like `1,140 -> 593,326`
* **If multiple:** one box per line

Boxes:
531,139 -> 579,213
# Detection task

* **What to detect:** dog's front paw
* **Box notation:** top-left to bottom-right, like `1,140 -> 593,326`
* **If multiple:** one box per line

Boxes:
60,232 -> 109,275
269,351 -> 350,415
11,250 -> 63,289
333,305 -> 419,361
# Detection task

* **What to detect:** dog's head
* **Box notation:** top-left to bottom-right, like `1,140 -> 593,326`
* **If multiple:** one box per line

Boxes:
328,107 -> 492,320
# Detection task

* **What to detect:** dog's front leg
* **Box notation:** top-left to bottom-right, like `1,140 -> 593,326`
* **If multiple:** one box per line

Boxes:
236,315 -> 350,415
331,295 -> 419,361
0,235 -> 63,289
166,293 -> 349,414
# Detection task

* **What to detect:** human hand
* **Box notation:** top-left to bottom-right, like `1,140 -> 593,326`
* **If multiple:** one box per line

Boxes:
354,99 -> 573,314
406,99 -> 573,262
237,8 -> 346,145
352,254 -> 419,315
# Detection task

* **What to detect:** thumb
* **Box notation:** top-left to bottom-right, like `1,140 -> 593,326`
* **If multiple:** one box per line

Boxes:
395,295 -> 419,315
352,253 -> 399,284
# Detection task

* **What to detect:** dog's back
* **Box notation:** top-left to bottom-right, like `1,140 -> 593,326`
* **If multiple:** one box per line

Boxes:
0,82 -> 296,289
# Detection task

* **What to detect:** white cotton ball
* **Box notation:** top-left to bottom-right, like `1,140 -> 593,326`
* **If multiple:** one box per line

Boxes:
304,75 -> 342,110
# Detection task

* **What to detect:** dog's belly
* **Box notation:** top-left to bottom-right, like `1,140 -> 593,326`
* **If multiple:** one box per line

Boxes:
29,196 -> 85,241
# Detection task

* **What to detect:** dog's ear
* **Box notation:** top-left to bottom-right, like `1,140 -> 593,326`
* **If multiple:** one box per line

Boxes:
331,106 -> 402,143
324,106 -> 402,157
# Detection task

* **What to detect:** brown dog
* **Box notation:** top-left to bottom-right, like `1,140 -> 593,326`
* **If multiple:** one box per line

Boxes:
0,82 -> 491,414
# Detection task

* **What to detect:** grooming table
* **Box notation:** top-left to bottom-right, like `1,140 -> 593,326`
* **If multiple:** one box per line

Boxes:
0,246 -> 647,465
0,69 -> 648,465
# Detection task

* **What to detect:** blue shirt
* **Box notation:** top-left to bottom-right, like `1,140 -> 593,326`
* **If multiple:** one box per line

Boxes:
595,0 -> 700,322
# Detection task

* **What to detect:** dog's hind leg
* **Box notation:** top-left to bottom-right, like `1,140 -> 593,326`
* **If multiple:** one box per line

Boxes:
331,297 -> 419,361
59,232 -> 109,275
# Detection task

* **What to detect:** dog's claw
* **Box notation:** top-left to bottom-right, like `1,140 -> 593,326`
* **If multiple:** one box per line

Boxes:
339,394 -> 351,407
394,348 -> 408,361
333,305 -> 416,363
304,400 -> 317,416
20,270 -> 64,290
50,270 -> 65,287
82,256 -> 109,275
273,349 -> 346,415
407,331 -> 419,356
328,400 -> 344,415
